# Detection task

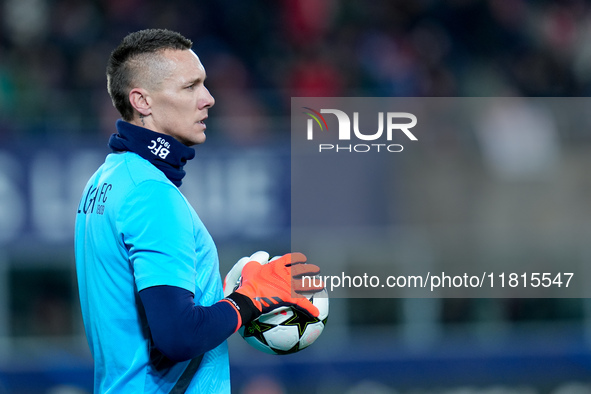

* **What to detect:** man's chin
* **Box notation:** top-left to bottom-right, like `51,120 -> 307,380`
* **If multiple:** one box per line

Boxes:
181,133 -> 206,147
194,133 -> 206,145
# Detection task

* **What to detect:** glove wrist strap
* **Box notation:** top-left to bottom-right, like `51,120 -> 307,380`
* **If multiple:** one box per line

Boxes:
224,292 -> 261,330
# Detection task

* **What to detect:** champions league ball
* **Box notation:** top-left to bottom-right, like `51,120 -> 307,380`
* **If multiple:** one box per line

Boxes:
239,288 -> 329,355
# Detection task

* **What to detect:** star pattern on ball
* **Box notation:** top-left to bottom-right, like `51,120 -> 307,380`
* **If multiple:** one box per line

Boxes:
281,308 -> 321,336
239,290 -> 328,355
243,319 -> 275,339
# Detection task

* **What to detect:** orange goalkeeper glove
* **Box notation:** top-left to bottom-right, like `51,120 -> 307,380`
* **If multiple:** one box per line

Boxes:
223,252 -> 323,331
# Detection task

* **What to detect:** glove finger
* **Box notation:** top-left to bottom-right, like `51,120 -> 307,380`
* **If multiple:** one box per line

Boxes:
232,256 -> 251,273
222,281 -> 234,297
291,298 -> 320,318
283,252 -> 307,266
290,263 -> 320,278
248,251 -> 270,265
223,256 -> 251,296
292,278 -> 324,293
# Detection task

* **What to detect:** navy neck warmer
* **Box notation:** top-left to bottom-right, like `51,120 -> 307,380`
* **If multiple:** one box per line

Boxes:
108,120 -> 196,187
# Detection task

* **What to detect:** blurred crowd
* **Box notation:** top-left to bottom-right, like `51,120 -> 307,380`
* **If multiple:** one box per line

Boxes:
1,0 -> 591,141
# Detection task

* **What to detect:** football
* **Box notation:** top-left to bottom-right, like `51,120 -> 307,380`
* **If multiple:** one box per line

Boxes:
239,288 -> 329,355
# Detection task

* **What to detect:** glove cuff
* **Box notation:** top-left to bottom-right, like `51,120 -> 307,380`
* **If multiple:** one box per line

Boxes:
224,292 -> 261,331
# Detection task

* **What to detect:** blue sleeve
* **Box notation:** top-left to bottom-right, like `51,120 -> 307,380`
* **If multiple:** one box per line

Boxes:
140,285 -> 238,362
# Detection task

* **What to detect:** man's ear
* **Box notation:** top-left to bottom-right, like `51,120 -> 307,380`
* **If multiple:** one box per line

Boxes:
129,88 -> 152,117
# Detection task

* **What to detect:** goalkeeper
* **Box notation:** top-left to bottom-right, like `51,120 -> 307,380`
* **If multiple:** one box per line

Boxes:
74,29 -> 322,394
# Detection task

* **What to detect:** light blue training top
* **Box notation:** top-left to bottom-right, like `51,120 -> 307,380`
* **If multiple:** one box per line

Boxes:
75,151 -> 230,393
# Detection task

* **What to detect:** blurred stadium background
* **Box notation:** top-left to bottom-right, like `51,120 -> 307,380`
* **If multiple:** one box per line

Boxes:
2,0 -> 591,393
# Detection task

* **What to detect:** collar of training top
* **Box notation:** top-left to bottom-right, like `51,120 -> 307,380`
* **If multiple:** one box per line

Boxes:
108,120 -> 196,187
